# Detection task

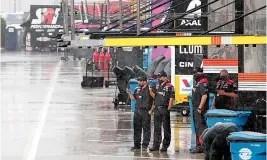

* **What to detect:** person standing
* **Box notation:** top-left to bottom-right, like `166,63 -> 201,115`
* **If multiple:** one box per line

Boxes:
190,67 -> 209,153
211,69 -> 238,109
149,71 -> 175,152
127,76 -> 153,151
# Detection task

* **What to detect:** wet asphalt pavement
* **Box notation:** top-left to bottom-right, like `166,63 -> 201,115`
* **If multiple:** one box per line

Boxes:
1,52 -> 204,160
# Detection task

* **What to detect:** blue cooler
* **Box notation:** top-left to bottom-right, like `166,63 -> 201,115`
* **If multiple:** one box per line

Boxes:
188,94 -> 196,132
129,79 -> 139,112
205,109 -> 251,131
227,131 -> 266,160
188,94 -> 196,149
208,93 -> 215,110
148,78 -> 158,87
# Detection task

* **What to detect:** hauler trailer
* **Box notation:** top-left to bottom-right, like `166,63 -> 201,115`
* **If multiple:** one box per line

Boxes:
20,5 -> 64,52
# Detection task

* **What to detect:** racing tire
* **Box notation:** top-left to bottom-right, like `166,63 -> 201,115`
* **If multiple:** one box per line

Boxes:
65,57 -> 69,61
181,108 -> 189,116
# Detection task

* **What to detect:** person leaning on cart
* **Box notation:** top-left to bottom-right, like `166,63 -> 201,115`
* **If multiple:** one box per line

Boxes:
127,76 -> 153,151
211,69 -> 238,110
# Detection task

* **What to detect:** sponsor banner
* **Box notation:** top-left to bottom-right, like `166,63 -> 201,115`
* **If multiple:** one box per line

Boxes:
174,0 -> 208,30
178,75 -> 193,94
175,45 -> 204,75
30,5 -> 63,29
173,0 -> 208,75
29,5 -> 63,50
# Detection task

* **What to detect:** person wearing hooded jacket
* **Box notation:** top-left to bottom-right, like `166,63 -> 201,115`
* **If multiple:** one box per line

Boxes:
190,67 -> 209,153
199,122 -> 238,160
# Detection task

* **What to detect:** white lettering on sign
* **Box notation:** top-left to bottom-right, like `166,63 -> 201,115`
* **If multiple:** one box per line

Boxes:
179,45 -> 203,54
182,0 -> 202,26
32,8 -> 61,24
179,62 -> 193,68
180,19 -> 201,26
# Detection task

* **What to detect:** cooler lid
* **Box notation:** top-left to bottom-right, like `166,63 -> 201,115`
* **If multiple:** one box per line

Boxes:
188,93 -> 214,98
205,109 -> 251,117
205,109 -> 239,117
129,79 -> 139,84
227,131 -> 267,142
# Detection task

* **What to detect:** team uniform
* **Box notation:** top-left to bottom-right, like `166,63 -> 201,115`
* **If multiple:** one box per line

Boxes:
152,81 -> 175,150
215,79 -> 238,109
191,76 -> 209,152
132,85 -> 153,149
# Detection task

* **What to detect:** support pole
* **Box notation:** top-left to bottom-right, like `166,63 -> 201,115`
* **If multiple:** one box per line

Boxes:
93,2 -> 95,18
63,0 -> 69,34
202,0 -> 208,59
101,4 -> 104,28
85,0 -> 89,23
14,0 -> 17,12
81,1 -> 85,24
136,0 -> 141,35
105,4 -> 107,25
119,0 -> 123,31
107,0 -> 111,29
235,0 -> 244,73
70,0 -> 75,40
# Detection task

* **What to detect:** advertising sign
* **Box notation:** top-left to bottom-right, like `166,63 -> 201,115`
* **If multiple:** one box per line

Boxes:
175,45 -> 204,75
30,5 -> 63,29
174,0 -> 208,30
179,75 -> 194,94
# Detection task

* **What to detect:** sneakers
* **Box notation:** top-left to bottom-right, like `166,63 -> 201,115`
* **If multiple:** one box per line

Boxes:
189,147 -> 203,153
160,147 -> 168,152
142,147 -> 148,151
149,147 -> 159,151
131,146 -> 141,151
149,147 -> 169,152
131,146 -> 149,151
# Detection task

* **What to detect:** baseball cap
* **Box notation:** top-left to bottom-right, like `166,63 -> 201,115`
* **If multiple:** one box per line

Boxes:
137,76 -> 147,81
157,71 -> 167,77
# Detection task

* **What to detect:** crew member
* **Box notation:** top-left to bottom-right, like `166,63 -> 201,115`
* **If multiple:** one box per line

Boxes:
200,122 -> 238,160
211,69 -> 238,109
190,67 -> 209,153
127,76 -> 153,151
149,71 -> 175,152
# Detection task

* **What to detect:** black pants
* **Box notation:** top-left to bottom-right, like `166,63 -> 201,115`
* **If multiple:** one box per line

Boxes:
204,133 -> 231,160
153,106 -> 171,149
193,108 -> 207,149
134,109 -> 151,148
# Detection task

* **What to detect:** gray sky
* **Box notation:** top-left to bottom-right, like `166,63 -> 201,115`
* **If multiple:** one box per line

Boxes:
1,0 -> 107,13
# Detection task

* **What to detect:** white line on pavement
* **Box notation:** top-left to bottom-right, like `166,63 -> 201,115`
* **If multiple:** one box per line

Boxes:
24,61 -> 62,160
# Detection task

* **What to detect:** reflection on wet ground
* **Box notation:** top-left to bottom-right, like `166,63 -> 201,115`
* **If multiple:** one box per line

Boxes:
1,52 -> 204,160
